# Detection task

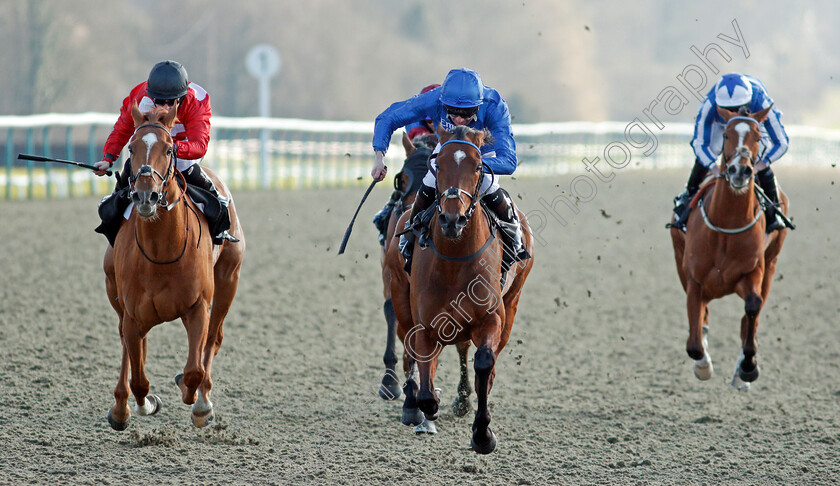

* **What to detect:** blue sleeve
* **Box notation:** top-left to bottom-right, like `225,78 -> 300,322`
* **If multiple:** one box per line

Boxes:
372,92 -> 438,153
761,105 -> 789,164
479,93 -> 517,175
690,99 -> 718,167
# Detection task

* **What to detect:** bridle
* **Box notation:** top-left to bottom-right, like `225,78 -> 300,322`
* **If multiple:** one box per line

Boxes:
719,116 -> 760,186
128,122 -> 198,264
426,138 -> 497,263
128,123 -> 181,211
699,115 -> 763,234
433,139 -> 487,221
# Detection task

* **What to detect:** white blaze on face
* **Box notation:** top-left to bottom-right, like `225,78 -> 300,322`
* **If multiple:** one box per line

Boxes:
142,133 -> 158,163
453,150 -> 466,166
734,122 -> 750,151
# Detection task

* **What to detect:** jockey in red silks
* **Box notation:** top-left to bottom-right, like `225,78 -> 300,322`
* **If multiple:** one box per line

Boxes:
93,60 -> 237,245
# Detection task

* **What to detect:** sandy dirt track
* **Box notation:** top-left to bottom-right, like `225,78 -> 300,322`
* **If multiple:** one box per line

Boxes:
1,168 -> 839,485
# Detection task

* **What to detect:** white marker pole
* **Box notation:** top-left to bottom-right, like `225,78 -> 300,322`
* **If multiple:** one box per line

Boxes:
245,45 -> 281,189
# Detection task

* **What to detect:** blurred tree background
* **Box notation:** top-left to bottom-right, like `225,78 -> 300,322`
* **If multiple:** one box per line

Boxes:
1,0 -> 838,126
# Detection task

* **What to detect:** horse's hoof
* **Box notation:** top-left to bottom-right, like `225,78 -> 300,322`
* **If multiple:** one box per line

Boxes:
414,419 -> 437,435
401,406 -> 424,426
738,363 -> 760,383
469,427 -> 497,455
418,391 -> 439,421
730,372 -> 751,391
191,408 -> 214,428
451,396 -> 472,417
693,354 -> 714,381
149,394 -> 162,415
135,394 -> 163,416
379,377 -> 402,401
174,373 -> 184,386
107,410 -> 129,431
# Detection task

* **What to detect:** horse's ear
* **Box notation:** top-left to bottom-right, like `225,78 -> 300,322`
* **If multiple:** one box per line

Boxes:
752,105 -> 772,124
716,106 -> 735,123
131,102 -> 144,128
402,132 -> 415,157
436,124 -> 452,143
162,101 -> 178,127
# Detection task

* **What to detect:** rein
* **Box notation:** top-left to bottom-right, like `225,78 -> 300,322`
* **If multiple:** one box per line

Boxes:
697,190 -> 762,235
427,138 -> 496,264
128,123 -> 179,208
129,123 -> 196,264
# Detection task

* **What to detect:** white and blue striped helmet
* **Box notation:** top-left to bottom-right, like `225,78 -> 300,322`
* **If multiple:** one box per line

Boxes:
715,73 -> 753,108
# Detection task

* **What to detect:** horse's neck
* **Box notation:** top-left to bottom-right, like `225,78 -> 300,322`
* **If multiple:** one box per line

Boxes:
707,178 -> 757,224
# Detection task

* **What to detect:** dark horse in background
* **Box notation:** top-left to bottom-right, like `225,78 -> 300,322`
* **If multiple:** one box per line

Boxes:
387,125 -> 534,453
670,105 -> 789,391
104,104 -> 245,429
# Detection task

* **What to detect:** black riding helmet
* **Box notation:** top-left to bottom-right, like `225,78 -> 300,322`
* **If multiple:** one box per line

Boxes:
146,60 -> 189,100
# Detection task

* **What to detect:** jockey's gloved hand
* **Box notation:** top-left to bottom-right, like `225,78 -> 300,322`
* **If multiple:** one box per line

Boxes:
93,159 -> 112,177
371,151 -> 387,181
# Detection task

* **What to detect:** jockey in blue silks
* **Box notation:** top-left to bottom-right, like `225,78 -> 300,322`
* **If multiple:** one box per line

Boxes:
672,73 -> 790,232
370,68 -> 529,273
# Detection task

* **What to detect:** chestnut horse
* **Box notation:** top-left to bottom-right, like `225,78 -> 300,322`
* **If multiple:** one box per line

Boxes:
670,106 -> 789,391
103,104 -> 245,429
388,125 -> 534,453
379,132 -> 474,434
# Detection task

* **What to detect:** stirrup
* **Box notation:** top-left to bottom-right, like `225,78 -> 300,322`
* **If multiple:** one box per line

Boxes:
215,230 -> 239,244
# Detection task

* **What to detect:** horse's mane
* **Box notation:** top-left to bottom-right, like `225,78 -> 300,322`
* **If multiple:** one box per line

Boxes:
412,133 -> 438,150
450,125 -> 494,146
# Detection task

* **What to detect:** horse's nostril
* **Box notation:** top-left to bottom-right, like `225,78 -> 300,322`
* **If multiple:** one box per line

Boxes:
456,215 -> 467,227
728,165 -> 737,174
131,192 -> 141,204
744,167 -> 752,176
149,192 -> 159,204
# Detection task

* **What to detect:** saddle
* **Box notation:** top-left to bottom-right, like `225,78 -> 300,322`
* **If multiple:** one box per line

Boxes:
95,178 -> 230,247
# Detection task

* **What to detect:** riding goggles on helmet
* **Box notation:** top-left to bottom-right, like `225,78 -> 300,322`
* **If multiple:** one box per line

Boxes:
445,105 -> 479,123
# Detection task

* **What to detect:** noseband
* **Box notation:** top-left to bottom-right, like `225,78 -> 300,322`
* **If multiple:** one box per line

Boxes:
128,123 -> 179,209
434,139 -> 486,221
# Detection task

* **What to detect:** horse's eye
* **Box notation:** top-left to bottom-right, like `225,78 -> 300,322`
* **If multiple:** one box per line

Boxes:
475,165 -> 481,173
166,147 -> 173,155
128,146 -> 134,154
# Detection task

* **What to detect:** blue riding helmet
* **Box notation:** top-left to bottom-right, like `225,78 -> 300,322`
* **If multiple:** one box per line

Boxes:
715,73 -> 753,108
440,68 -> 484,108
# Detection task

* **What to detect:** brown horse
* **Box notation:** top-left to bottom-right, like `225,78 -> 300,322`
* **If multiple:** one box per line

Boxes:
103,104 -> 245,429
379,133 -> 474,434
388,125 -> 534,453
670,106 -> 789,391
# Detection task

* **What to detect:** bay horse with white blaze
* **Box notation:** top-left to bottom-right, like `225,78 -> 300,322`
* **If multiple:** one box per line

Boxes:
379,132 -> 475,435
103,104 -> 245,429
388,125 -> 534,453
670,105 -> 789,390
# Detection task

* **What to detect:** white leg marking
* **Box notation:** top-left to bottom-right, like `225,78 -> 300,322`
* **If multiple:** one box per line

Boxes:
135,396 -> 156,416
192,392 -> 213,415
730,350 -> 750,391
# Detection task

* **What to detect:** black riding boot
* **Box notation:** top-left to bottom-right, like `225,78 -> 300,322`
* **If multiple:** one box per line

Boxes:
671,159 -> 709,230
399,183 -> 435,274
182,164 -> 239,244
373,190 -> 401,247
482,187 -> 531,270
756,166 -> 785,232
116,158 -> 132,191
